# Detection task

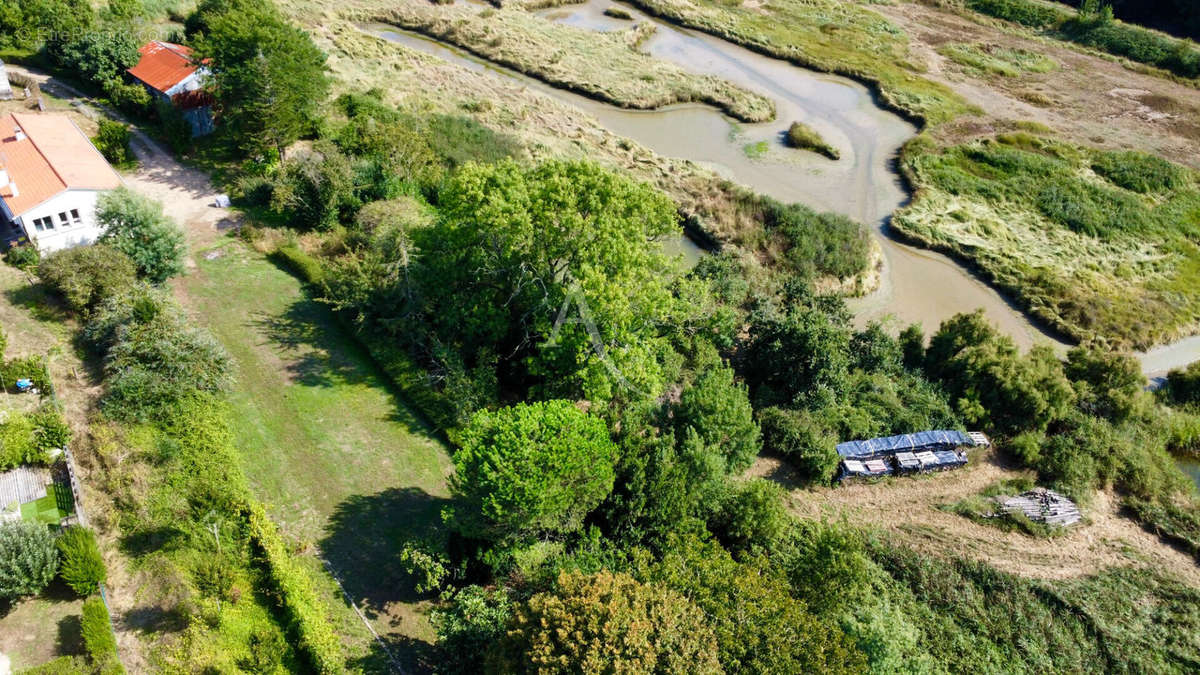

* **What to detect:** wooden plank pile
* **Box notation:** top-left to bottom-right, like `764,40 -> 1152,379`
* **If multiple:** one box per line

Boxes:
996,488 -> 1081,528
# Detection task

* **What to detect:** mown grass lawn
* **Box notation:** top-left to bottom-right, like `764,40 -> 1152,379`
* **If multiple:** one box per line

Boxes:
177,241 -> 453,669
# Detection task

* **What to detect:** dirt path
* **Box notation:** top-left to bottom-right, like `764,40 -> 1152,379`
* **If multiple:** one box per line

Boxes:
751,453 -> 1200,585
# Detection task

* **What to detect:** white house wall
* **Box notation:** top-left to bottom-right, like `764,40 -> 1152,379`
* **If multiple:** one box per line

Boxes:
19,190 -> 106,252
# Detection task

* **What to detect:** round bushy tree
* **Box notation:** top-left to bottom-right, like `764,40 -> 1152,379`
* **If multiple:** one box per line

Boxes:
57,526 -> 106,596
449,400 -> 617,544
0,521 -> 59,600
491,570 -> 720,674
97,188 -> 186,284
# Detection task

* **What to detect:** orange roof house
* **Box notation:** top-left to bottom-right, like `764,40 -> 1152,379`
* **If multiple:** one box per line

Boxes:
128,41 -> 203,96
127,41 -> 215,137
0,113 -> 123,252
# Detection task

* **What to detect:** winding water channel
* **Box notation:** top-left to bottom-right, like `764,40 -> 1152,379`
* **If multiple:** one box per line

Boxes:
366,0 -> 1200,376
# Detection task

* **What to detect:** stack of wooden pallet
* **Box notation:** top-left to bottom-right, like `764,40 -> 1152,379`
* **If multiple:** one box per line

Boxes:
997,488 -> 1081,527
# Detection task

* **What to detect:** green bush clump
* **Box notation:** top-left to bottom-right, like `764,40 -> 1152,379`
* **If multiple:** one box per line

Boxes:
57,526 -> 107,596
93,119 -> 134,167
1091,150 -> 1185,193
247,503 -> 344,673
0,355 -> 54,396
967,0 -> 1068,28
97,188 -> 186,284
272,244 -> 325,285
748,196 -> 870,280
1166,361 -> 1200,407
39,245 -> 138,314
0,520 -> 58,600
85,286 -> 232,422
80,595 -> 121,671
4,244 -> 40,270
1063,12 -> 1200,78
785,121 -> 839,159
0,413 -> 40,469
758,406 -> 839,483
968,0 -> 1200,78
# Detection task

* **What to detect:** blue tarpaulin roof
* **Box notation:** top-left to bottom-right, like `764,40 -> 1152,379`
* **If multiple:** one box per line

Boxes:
836,430 -> 974,458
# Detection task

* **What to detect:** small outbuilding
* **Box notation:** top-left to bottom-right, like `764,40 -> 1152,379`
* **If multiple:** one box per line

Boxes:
127,41 -> 214,137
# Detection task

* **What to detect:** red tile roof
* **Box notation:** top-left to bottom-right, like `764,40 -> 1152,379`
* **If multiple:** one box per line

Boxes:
0,113 -> 122,217
128,41 -> 199,94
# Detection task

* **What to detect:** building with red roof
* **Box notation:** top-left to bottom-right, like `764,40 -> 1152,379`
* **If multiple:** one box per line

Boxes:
0,113 -> 123,252
128,41 -> 214,137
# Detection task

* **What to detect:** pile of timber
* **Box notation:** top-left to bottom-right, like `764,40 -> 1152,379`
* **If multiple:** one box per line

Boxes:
996,488 -> 1081,528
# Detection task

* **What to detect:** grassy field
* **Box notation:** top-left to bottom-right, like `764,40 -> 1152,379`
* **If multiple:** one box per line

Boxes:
365,1 -> 774,122
177,241 -> 453,669
895,133 -> 1200,348
621,0 -> 970,124
0,582 -> 86,671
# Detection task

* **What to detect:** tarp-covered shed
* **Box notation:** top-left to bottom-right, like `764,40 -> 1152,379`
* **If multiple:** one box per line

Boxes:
836,430 -> 975,459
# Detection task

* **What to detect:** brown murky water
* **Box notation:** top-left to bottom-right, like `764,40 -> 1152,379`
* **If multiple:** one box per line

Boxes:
367,3 -> 1200,374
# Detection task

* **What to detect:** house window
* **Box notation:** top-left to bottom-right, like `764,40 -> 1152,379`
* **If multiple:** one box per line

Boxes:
70,209 -> 81,224
58,212 -> 69,227
31,216 -> 54,231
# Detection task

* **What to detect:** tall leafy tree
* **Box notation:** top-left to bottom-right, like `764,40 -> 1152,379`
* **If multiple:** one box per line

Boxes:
190,0 -> 328,157
674,364 -> 760,474
414,159 -> 681,401
448,400 -> 617,544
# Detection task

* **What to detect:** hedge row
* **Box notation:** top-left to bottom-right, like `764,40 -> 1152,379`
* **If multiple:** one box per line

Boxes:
272,244 -> 326,285
247,502 -> 345,673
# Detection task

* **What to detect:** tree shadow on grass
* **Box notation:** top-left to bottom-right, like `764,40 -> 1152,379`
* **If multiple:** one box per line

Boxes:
56,613 -> 84,656
3,279 -> 73,325
249,294 -> 441,439
350,633 -> 440,675
320,487 -> 453,614
320,487 -> 455,674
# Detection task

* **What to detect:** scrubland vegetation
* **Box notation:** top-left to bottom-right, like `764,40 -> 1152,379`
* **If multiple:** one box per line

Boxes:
896,133 -> 1200,347
230,68 -> 1200,671
964,0 -> 1200,78
368,2 -> 775,122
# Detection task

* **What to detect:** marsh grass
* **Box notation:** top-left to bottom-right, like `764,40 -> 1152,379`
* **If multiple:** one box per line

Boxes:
623,0 -> 971,124
368,2 -> 775,122
938,43 -> 1057,76
784,121 -> 839,159
896,135 -> 1200,348
742,140 -> 769,158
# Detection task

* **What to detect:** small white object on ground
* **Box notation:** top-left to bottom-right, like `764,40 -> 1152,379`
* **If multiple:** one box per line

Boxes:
213,194 -> 231,208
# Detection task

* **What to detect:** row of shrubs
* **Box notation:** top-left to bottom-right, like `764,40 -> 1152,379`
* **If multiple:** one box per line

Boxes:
246,503 -> 345,674
967,0 -> 1200,78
